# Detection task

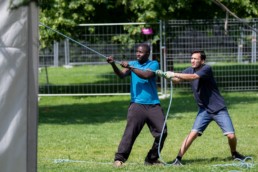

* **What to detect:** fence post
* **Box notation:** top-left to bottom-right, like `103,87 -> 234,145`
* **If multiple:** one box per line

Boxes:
64,38 -> 70,66
251,23 -> 256,63
53,41 -> 59,66
237,28 -> 243,63
159,20 -> 167,96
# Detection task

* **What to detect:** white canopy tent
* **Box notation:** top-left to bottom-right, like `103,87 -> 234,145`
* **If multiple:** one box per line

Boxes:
0,1 -> 38,172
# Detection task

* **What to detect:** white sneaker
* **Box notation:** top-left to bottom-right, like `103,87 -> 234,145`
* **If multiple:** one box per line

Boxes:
171,158 -> 183,166
113,160 -> 123,167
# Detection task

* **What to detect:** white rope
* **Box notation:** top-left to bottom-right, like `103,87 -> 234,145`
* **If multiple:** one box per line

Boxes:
157,80 -> 173,165
39,22 -> 108,59
52,159 -> 141,165
212,157 -> 254,169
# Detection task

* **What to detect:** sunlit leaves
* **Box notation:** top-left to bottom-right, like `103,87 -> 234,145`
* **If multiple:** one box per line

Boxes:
39,0 -> 258,48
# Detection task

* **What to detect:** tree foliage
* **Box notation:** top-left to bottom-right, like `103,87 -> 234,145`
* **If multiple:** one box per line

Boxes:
39,0 -> 258,48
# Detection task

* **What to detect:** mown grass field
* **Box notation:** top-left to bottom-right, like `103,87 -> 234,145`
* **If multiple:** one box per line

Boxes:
39,63 -> 258,94
38,91 -> 258,172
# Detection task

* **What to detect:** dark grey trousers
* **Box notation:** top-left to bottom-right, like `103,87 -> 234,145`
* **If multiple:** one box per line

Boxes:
114,103 -> 168,162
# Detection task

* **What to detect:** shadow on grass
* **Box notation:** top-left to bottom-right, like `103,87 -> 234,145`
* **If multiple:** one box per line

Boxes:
175,157 -> 233,164
38,94 -> 196,125
167,154 -> 256,165
39,99 -> 128,125
39,92 -> 258,125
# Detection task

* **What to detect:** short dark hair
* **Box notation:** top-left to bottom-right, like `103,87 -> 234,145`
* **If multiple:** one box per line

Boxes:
138,43 -> 150,54
191,50 -> 206,60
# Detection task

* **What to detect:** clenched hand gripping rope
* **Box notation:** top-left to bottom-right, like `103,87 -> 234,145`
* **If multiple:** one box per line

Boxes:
155,70 -> 175,80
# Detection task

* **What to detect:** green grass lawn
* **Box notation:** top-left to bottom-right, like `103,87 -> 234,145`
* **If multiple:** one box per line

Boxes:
39,65 -> 115,85
38,91 -> 258,171
39,63 -> 258,93
39,63 -> 258,85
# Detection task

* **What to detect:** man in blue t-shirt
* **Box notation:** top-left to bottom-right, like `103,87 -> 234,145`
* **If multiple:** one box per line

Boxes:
165,50 -> 246,165
107,43 -> 167,167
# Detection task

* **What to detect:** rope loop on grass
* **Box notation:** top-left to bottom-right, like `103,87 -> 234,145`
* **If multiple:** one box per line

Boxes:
212,156 -> 254,169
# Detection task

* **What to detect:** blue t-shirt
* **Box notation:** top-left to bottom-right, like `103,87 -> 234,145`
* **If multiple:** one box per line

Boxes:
128,60 -> 160,104
183,64 -> 226,113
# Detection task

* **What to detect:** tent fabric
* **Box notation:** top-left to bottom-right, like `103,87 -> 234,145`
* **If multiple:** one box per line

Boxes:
0,1 -> 38,172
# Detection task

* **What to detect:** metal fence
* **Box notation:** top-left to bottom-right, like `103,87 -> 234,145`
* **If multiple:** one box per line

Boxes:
39,22 -> 162,95
39,19 -> 258,95
163,19 -> 258,91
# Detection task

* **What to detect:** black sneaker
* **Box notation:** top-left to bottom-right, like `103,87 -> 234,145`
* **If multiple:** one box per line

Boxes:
144,159 -> 164,166
171,158 -> 183,166
232,151 -> 246,161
